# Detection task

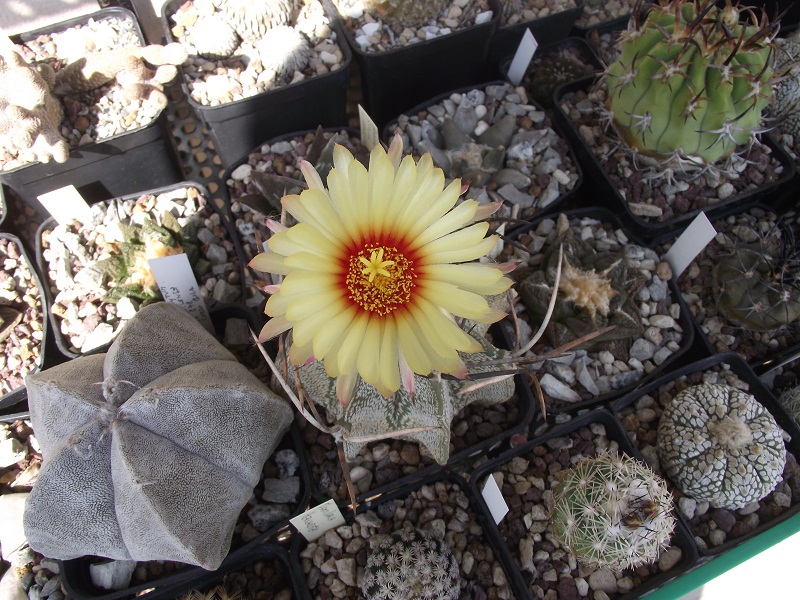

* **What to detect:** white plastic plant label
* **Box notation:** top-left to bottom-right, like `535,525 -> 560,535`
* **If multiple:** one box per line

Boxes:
37,185 -> 92,226
663,212 -> 717,279
481,474 -> 509,524
358,104 -> 380,151
148,253 -> 214,332
290,499 -> 346,541
507,29 -> 538,87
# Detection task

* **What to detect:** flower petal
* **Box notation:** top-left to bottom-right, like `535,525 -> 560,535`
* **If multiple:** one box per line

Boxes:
249,251 -> 290,275
378,319 -> 400,395
421,233 -> 499,265
299,159 -> 326,191
257,315 -> 292,342
312,304 -> 358,359
421,263 -> 512,295
357,318 -> 385,393
418,280 -> 495,321
410,199 -> 478,249
336,369 -> 358,407
336,313 -> 369,375
282,191 -> 351,247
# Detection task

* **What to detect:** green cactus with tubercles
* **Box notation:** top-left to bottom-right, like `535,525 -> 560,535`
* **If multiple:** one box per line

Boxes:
605,0 -> 777,166
551,451 -> 676,570
712,222 -> 800,332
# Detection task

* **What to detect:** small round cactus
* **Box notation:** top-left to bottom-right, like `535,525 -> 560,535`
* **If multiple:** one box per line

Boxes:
779,385 -> 800,428
605,0 -> 777,165
551,451 -> 676,570
362,528 -> 460,600
712,225 -> 800,332
657,383 -> 786,509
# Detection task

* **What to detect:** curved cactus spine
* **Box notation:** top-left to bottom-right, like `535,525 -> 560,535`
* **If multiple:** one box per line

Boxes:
604,0 -> 777,166
550,451 -> 676,570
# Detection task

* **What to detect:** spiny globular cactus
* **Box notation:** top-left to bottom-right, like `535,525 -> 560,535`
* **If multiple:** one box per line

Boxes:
551,451 -> 676,570
712,222 -> 800,332
605,0 -> 777,166
657,383 -> 786,509
362,528 -> 460,600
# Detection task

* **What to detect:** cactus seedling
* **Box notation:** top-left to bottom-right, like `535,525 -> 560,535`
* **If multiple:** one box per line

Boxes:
605,0 -> 777,166
362,528 -> 460,600
551,451 -> 676,570
360,0 -> 452,28
712,221 -> 800,331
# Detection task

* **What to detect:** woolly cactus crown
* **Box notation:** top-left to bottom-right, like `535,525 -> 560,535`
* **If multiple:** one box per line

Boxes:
23,302 -> 294,570
605,0 -> 777,166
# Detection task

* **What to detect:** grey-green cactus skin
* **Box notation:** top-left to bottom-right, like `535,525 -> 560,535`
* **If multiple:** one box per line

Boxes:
656,383 -> 786,510
23,302 -> 294,570
283,296 -> 514,464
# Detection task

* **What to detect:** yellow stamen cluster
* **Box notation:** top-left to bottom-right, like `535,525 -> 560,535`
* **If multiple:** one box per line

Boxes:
346,245 -> 415,316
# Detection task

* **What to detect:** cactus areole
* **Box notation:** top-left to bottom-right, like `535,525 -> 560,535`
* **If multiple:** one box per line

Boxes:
605,0 -> 777,165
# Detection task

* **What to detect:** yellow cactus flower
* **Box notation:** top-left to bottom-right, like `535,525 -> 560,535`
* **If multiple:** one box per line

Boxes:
249,135 -> 512,402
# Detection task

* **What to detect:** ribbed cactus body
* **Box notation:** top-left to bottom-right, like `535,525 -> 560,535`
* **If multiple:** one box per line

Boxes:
551,451 -> 676,570
605,0 -> 776,165
712,227 -> 800,332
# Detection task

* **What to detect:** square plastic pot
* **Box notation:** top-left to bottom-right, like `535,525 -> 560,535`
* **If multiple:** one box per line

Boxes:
612,352 -> 800,558
35,181 -> 249,359
161,0 -> 353,169
499,36 -> 603,110
507,206 -> 697,414
0,233 -> 50,415
326,0 -> 502,129
552,75 -> 796,242
0,8 -> 184,217
470,407 -> 699,599
487,0 -> 585,78
650,202 -> 800,373
293,469 -> 520,598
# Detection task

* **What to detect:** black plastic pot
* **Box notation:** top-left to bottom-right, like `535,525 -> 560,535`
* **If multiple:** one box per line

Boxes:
508,207 -> 696,414
161,0 -> 353,169
0,185 -> 6,232
383,80 -> 584,220
552,75 -> 796,242
294,468 -> 520,598
0,9 -> 184,217
58,356 -> 313,600
487,0 -> 585,78
650,203 -> 800,372
499,36 -> 603,109
147,543 -> 310,600
327,0 -> 502,129
612,352 -> 800,557
0,233 -> 50,415
470,407 -> 699,599
578,13 -> 630,66
35,181 -> 249,359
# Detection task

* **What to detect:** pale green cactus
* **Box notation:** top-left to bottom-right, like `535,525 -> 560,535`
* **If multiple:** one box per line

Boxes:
551,451 -> 676,570
605,0 -> 776,166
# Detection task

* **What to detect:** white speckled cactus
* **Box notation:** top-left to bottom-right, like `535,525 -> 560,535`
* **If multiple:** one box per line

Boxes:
362,528 -> 460,600
289,303 -> 514,464
23,302 -> 294,570
551,451 -> 676,570
657,383 -> 786,510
